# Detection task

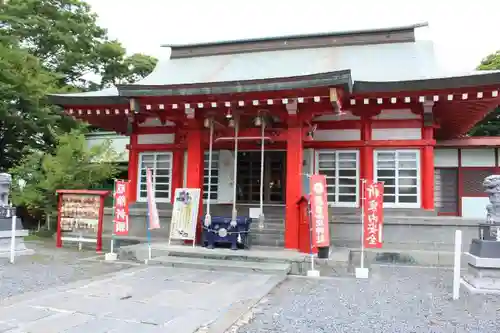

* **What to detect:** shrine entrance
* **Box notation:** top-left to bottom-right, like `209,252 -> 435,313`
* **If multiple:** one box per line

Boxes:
236,151 -> 286,204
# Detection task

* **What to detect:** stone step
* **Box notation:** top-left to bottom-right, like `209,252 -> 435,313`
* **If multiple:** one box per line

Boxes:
149,255 -> 291,274
250,234 -> 284,247
254,228 -> 284,233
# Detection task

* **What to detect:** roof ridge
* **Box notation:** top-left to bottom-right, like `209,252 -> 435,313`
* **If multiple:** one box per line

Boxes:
161,22 -> 428,49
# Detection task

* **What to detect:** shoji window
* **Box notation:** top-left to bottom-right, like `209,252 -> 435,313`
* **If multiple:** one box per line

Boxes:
316,150 -> 359,207
203,151 -> 219,200
137,152 -> 173,202
374,150 -> 420,207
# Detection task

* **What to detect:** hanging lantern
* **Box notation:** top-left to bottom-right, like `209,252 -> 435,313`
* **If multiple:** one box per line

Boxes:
225,108 -> 233,119
203,117 -> 211,128
228,119 -> 235,128
254,116 -> 262,127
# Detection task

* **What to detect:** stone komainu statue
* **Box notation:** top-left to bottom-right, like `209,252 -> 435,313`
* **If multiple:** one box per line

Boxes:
483,175 -> 500,225
0,173 -> 12,207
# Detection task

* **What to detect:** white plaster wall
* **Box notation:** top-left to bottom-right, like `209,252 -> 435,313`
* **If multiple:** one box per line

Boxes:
374,109 -> 420,120
434,149 -> 459,167
461,148 -> 496,167
137,133 -> 175,144
461,197 -> 489,219
138,117 -> 175,127
372,128 -> 421,140
314,129 -> 360,141
85,132 -> 129,162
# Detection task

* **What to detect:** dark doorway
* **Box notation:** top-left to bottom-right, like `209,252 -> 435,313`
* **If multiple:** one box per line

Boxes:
236,151 -> 286,203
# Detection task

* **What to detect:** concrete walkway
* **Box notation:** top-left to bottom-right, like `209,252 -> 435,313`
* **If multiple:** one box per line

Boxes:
0,266 -> 285,333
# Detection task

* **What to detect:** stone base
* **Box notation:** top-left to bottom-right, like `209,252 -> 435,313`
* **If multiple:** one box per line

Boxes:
469,239 -> 500,258
0,235 -> 34,258
462,252 -> 500,293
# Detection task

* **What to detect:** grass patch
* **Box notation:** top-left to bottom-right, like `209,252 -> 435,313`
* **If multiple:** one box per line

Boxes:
24,234 -> 42,241
24,228 -> 56,241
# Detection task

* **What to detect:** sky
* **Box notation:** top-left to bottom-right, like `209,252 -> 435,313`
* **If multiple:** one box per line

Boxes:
86,0 -> 499,73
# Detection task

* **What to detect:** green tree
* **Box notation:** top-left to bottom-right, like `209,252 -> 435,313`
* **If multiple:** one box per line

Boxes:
0,43 -> 65,170
0,0 -> 106,85
9,130 -> 122,227
0,0 -> 158,87
96,41 -> 158,88
470,51 -> 500,136
0,0 -> 157,169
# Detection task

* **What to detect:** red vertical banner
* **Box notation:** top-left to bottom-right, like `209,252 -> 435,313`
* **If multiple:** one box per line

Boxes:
309,174 -> 330,248
113,180 -> 130,236
363,182 -> 384,248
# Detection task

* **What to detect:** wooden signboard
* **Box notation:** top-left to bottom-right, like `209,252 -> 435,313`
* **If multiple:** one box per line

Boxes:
56,189 -> 110,252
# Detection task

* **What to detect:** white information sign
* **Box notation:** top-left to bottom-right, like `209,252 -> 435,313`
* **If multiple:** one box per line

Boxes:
169,188 -> 201,242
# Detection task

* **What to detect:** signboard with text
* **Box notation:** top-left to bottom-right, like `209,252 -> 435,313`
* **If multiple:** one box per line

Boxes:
56,189 -> 110,252
113,180 -> 130,235
309,174 -> 330,248
363,182 -> 384,248
169,188 -> 201,241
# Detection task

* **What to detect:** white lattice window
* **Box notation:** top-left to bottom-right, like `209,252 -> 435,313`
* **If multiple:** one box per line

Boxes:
315,150 -> 359,207
203,151 -> 219,200
137,152 -> 173,202
374,150 -> 420,208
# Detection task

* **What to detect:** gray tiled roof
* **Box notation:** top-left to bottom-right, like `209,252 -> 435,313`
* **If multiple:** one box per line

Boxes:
138,40 -> 439,86
49,39 -> 500,104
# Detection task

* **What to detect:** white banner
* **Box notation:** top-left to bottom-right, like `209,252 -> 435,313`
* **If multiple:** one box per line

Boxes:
146,168 -> 160,230
169,188 -> 201,241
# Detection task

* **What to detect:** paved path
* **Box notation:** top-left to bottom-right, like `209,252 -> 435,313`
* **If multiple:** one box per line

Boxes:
0,266 -> 284,333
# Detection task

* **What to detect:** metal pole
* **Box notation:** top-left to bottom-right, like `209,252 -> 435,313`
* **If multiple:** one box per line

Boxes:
10,213 -> 16,264
360,179 -> 366,270
258,117 -> 266,229
230,117 -> 239,226
453,229 -> 462,300
205,118 -> 214,227
110,179 -> 116,254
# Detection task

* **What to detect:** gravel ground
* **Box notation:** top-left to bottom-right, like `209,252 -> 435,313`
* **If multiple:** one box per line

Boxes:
0,240 -> 132,299
237,266 -> 500,333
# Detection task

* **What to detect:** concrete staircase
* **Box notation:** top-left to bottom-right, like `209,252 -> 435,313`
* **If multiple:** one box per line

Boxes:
111,203 -> 286,248
208,204 -> 285,248
249,208 -> 285,247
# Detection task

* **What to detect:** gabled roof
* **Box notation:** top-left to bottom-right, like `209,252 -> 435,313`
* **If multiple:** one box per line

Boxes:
48,22 -> 500,105
162,22 -> 428,49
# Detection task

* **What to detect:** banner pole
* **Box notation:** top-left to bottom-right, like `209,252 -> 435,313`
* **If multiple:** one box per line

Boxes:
306,173 -> 320,277
110,179 -> 116,254
146,189 -> 152,261
355,179 -> 369,279
360,179 -> 365,270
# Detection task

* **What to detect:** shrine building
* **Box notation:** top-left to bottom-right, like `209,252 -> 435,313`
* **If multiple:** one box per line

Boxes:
49,23 -> 500,252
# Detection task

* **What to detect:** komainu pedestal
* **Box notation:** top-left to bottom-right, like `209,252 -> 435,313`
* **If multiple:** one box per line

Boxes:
462,175 -> 500,294
0,173 -> 33,258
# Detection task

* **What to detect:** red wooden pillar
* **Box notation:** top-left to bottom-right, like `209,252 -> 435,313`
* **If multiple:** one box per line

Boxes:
360,116 -> 373,205
186,125 -> 204,244
171,132 -> 184,203
421,127 -> 435,210
128,132 -> 139,203
285,118 -> 303,250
